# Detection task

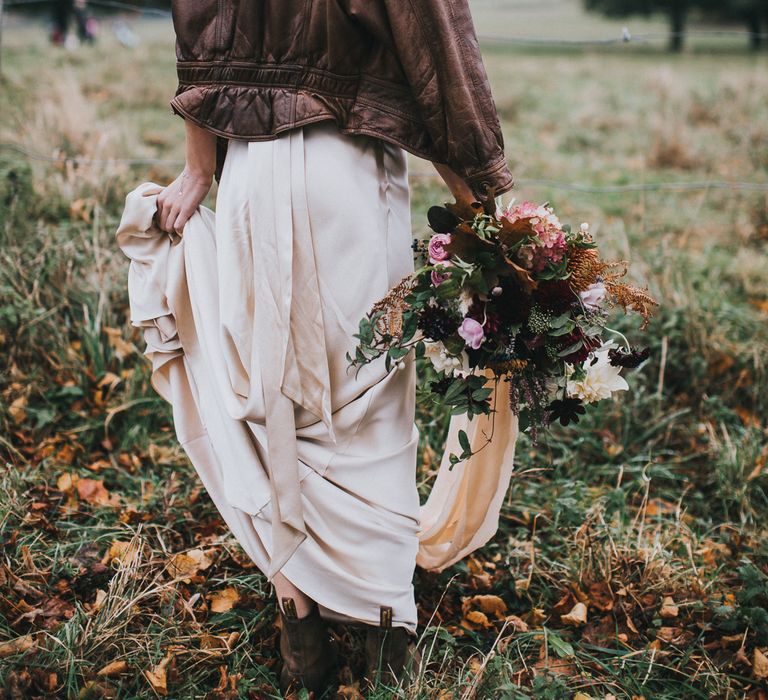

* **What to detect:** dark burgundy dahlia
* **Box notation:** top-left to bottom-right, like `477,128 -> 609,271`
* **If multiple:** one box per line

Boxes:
493,280 -> 533,325
547,397 -> 586,426
533,279 -> 576,314
608,346 -> 651,368
557,329 -> 601,364
417,304 -> 459,342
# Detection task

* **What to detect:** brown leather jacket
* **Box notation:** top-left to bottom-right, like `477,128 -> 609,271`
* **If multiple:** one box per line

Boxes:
170,0 -> 514,198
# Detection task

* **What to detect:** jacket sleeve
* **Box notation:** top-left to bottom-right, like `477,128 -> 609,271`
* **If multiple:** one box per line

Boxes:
348,0 -> 514,199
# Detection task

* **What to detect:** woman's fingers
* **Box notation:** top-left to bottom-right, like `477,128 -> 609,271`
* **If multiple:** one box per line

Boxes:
155,190 -> 170,231
153,170 -> 212,234
173,205 -> 197,236
163,201 -> 180,234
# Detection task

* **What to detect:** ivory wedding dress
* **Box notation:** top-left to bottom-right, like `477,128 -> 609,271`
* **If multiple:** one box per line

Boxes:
116,120 -> 519,633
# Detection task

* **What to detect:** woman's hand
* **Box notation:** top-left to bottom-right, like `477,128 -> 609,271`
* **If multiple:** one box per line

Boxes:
155,168 -> 212,236
155,120 -> 218,236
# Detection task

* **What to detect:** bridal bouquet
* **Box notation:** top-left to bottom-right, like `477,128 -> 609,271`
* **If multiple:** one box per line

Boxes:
346,191 -> 657,452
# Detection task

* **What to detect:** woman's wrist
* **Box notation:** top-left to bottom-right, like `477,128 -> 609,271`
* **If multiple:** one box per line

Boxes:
184,120 -> 217,184
183,165 -> 214,184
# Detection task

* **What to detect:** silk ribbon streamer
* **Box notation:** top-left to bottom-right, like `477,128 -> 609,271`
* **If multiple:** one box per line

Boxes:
245,130 -> 336,577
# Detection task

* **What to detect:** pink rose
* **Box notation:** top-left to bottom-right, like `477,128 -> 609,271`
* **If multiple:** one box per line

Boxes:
458,317 -> 485,349
579,281 -> 606,310
431,268 -> 451,286
428,234 -> 452,264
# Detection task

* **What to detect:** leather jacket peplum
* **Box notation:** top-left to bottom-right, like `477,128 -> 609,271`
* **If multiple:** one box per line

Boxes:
170,0 -> 514,198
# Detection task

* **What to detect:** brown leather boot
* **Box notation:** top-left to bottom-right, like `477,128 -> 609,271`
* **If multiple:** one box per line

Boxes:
278,597 -> 338,697
363,606 -> 421,692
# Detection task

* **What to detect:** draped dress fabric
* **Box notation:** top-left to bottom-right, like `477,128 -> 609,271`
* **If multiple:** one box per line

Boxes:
116,120 -> 520,635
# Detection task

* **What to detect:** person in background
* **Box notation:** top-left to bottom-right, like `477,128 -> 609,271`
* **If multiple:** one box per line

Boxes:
51,0 -> 94,46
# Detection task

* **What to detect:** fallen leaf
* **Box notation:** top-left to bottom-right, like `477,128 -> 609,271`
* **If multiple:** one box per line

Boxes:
657,627 -> 694,646
91,589 -> 108,612
660,596 -> 679,619
77,478 -> 119,507
462,610 -> 492,630
105,540 -> 145,567
528,607 -> 547,626
205,665 -> 242,700
747,446 -> 768,480
335,685 -> 365,700
532,656 -> 576,676
166,549 -> 214,582
104,327 -> 138,361
466,556 -> 493,588
586,580 -> 614,612
208,587 -> 240,613
200,632 -> 240,652
9,396 -> 27,424
734,647 -> 751,668
504,614 -> 529,633
552,591 -> 577,616
70,197 -> 96,223
461,594 -> 509,630
54,443 -> 78,465
97,660 -> 129,677
561,602 -> 588,626
143,652 -> 175,696
754,648 -> 768,680
57,472 -> 76,493
466,594 -> 508,618
0,634 -> 36,658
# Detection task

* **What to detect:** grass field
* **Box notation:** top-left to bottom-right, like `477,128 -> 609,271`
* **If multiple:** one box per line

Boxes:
1,1 -> 768,698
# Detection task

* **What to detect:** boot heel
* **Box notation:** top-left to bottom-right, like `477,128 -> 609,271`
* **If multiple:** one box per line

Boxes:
278,597 -> 338,695
363,605 -> 418,691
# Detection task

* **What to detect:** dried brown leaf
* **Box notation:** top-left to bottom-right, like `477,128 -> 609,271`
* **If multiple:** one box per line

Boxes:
560,602 -> 588,626
208,587 -> 240,613
0,634 -> 36,658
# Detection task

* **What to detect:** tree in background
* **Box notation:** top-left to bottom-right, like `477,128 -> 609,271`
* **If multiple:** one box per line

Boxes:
584,0 -> 768,51
711,0 -> 768,49
584,0 -> 691,51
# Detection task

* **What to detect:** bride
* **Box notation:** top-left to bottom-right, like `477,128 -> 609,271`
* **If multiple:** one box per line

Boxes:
142,0 -> 517,694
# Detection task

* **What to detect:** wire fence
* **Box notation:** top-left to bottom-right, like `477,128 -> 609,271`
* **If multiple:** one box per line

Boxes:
479,29 -> 768,46
4,0 -> 768,45
1,142 -> 182,167
2,1 -> 767,196
4,142 -> 767,195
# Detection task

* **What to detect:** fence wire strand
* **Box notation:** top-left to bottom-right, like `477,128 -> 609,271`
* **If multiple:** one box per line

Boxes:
4,0 -> 768,44
3,142 -> 767,195
3,1 -> 767,195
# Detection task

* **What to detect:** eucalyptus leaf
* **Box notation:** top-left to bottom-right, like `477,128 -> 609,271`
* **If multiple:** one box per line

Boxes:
557,340 -> 584,357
